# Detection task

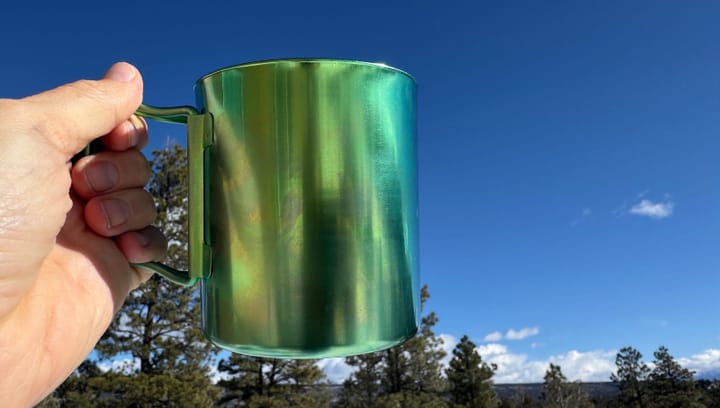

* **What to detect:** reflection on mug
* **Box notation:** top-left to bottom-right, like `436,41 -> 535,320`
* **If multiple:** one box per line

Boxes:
135,59 -> 419,358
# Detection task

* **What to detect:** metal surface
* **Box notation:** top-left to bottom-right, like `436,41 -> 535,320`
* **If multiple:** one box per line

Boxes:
142,59 -> 419,358
133,106 -> 210,287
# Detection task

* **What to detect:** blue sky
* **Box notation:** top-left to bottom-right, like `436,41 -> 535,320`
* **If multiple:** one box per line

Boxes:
3,0 -> 720,383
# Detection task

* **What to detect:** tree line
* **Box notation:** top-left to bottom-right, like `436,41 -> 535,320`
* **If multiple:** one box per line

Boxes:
38,145 -> 720,407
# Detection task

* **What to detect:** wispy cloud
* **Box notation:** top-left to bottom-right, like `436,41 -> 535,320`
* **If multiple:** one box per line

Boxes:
614,191 -> 675,220
570,207 -> 592,227
506,327 -> 540,340
484,327 -> 540,342
630,199 -> 674,219
484,331 -> 503,342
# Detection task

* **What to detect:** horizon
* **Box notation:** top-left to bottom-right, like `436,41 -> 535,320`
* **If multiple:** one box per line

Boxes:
2,0 -> 719,385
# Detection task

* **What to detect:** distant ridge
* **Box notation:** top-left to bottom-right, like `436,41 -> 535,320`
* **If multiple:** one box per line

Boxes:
321,382 -> 621,402
493,382 -> 620,401
697,369 -> 720,381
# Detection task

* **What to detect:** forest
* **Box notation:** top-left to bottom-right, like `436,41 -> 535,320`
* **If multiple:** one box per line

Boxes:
38,145 -> 720,407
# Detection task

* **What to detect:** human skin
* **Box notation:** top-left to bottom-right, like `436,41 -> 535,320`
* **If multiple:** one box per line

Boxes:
0,62 -> 166,407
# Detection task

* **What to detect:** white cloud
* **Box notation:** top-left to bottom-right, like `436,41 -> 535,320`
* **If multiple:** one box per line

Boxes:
202,342 -> 719,386
479,346 -> 616,384
630,199 -> 674,219
301,345 -> 720,385
679,349 -> 720,376
439,333 -> 459,368
506,327 -> 540,340
484,331 -> 503,342
484,327 -> 540,341
548,350 -> 617,382
259,334 -> 720,386
316,358 -> 357,384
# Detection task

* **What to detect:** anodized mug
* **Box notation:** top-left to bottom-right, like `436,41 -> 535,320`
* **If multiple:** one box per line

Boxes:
134,59 -> 419,358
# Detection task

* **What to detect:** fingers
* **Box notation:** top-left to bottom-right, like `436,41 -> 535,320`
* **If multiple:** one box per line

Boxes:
73,149 -> 156,236
100,115 -> 149,151
115,226 -> 167,265
71,150 -> 151,199
84,189 -> 156,237
23,62 -> 143,158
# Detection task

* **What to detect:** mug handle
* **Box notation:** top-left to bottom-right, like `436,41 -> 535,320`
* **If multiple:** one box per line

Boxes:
128,103 -> 213,287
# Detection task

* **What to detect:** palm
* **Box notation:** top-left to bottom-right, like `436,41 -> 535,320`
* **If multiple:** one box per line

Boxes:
0,62 -> 163,406
5,197 -> 137,399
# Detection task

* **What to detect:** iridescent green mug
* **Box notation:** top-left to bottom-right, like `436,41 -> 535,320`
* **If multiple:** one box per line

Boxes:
134,59 -> 419,358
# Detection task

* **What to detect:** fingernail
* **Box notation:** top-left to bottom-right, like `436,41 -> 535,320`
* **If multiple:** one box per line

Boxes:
86,161 -> 119,193
135,231 -> 151,247
101,199 -> 130,228
104,62 -> 136,83
127,116 -> 142,147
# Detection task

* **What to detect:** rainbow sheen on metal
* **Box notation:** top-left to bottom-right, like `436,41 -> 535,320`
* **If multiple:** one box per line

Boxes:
139,60 -> 419,358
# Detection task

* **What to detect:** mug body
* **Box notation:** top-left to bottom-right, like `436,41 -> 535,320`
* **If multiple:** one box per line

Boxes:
195,59 -> 419,358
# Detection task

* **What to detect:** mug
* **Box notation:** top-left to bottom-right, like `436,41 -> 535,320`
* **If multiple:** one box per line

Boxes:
135,59 -> 419,358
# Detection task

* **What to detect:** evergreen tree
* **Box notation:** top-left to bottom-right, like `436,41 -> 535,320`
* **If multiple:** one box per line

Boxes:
499,392 -> 540,408
71,370 -> 220,407
218,355 -> 290,402
340,285 -> 448,407
379,285 -> 448,405
400,285 -> 447,394
541,363 -> 593,408
445,334 -> 499,408
339,352 -> 384,408
697,379 -> 720,408
376,391 -> 450,408
217,354 -> 329,407
610,346 -> 649,408
645,346 -> 704,407
45,144 -> 220,405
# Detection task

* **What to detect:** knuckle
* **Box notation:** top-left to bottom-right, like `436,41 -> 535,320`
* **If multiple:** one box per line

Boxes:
121,150 -> 152,184
0,98 -> 56,139
142,190 -> 158,221
0,99 -> 48,141
135,153 -> 153,182
30,109 -> 72,152
67,79 -> 110,102
67,80 -> 120,124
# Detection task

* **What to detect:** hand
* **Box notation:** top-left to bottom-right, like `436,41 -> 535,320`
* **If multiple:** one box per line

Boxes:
0,62 -> 167,406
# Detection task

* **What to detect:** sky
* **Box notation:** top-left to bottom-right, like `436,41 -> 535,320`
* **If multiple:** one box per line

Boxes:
2,0 -> 720,384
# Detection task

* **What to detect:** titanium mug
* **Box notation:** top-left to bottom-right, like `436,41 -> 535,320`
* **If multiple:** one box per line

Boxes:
134,59 -> 419,358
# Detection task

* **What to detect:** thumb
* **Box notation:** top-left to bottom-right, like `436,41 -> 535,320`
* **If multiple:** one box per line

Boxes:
23,62 -> 143,157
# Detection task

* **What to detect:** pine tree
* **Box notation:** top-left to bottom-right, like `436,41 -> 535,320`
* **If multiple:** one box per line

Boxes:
339,352 -> 384,407
445,334 -> 499,408
610,346 -> 649,408
397,286 -> 447,394
645,346 -> 704,408
541,363 -> 593,408
378,285 -> 448,406
54,144 -> 220,405
697,379 -> 720,407
340,285 -> 448,407
499,392 -> 540,408
217,354 -> 329,407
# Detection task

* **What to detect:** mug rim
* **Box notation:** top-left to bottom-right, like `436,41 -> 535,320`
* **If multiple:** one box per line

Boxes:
195,58 -> 415,84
